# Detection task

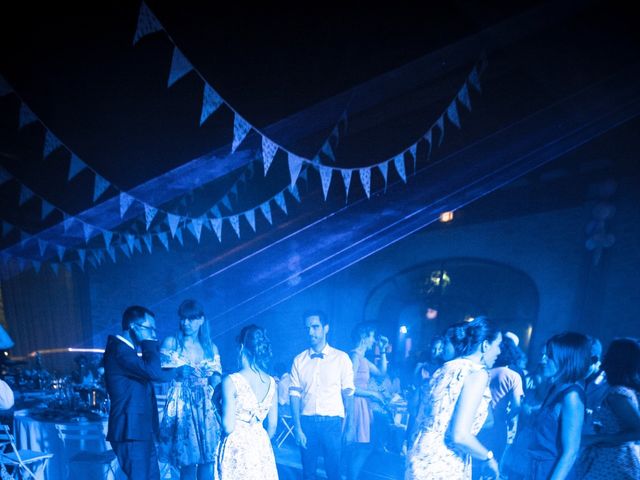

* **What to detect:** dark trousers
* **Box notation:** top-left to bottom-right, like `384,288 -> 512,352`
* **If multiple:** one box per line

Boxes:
300,415 -> 343,480
112,440 -> 160,480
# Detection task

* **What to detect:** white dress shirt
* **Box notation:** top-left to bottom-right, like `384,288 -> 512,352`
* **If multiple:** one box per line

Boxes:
289,344 -> 354,418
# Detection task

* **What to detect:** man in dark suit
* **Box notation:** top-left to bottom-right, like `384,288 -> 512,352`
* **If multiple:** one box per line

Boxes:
103,305 -> 172,479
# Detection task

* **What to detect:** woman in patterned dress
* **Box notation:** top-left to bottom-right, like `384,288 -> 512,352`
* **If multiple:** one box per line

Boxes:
576,337 -> 640,480
215,324 -> 278,480
159,299 -> 222,480
405,317 -> 502,480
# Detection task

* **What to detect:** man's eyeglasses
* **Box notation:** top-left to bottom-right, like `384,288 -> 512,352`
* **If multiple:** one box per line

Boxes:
133,323 -> 156,331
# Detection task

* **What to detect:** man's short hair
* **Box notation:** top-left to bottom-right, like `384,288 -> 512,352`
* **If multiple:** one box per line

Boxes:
122,305 -> 155,331
302,310 -> 329,327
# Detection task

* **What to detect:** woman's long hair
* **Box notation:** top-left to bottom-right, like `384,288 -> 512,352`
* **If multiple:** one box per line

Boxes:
546,331 -> 591,384
176,299 -> 214,359
238,324 -> 272,373
447,316 -> 500,357
601,337 -> 640,391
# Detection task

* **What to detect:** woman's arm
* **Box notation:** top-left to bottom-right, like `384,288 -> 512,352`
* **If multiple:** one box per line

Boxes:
450,369 -> 499,476
350,352 -> 384,403
220,375 -> 236,435
549,390 -> 584,480
266,381 -> 278,439
583,391 -> 640,446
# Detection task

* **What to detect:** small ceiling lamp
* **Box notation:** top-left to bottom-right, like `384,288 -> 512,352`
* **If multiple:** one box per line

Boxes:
439,211 -> 454,223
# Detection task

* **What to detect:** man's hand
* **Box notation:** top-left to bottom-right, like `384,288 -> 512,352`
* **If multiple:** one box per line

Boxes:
295,428 -> 307,449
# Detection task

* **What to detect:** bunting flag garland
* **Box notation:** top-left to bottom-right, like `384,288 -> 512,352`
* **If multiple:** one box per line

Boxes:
288,153 -> 304,187
18,104 -> 37,129
319,166 -> 332,200
229,215 -> 240,237
63,215 -> 74,233
244,210 -> 256,231
188,217 -> 203,242
82,223 -> 94,243
341,169 -> 352,199
119,192 -> 135,218
262,136 -> 278,176
93,174 -> 110,202
468,66 -> 481,92
133,1 -> 163,45
167,47 -> 193,87
359,168 -> 371,198
125,234 -> 136,253
231,114 -> 251,154
447,100 -> 461,129
435,115 -> 445,147
77,249 -> 86,268
119,242 -> 131,258
200,84 -> 223,125
409,144 -> 418,172
394,154 -> 407,183
321,141 -> 335,162
424,130 -> 433,160
144,204 -> 158,230
174,228 -> 184,246
68,154 -> 87,180
220,195 -> 232,212
157,231 -> 169,251
133,238 -> 143,253
210,217 -> 223,241
43,131 -> 63,158
167,213 -> 180,237
41,200 -> 55,220
142,234 -> 153,253
106,246 -> 117,263
289,184 -> 301,203
378,161 -> 389,188
56,245 -> 65,262
37,239 -> 47,257
102,230 -> 113,248
260,202 -> 272,225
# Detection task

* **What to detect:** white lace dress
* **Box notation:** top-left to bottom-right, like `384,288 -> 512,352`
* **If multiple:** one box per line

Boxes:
405,358 -> 491,480
215,373 -> 278,480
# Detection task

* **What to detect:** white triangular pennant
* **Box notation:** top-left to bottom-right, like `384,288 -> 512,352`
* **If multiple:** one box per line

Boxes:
341,170 -> 352,199
230,183 -> 238,199
262,136 -> 278,175
167,213 -> 180,237
210,217 -> 222,241
210,205 -> 222,218
144,204 -> 158,230
37,239 -> 47,256
377,161 -> 389,187
424,130 -> 433,160
82,223 -> 94,243
19,186 -> 34,206
359,168 -> 371,198
63,214 -> 74,232
93,174 -> 110,201
221,195 -> 232,212
321,141 -> 335,162
244,210 -> 256,232
43,131 -> 63,158
188,217 -> 203,242
68,154 -> 87,180
120,243 -> 132,258
41,200 -> 55,220
458,82 -> 472,111
102,230 -> 113,248
125,234 -> 135,252
134,238 -> 143,253
19,104 -> 38,129
289,184 -> 301,203
119,192 -> 135,218
133,1 -> 163,45
106,246 -> 117,263
56,245 -> 65,262
394,154 -> 407,183
167,47 -> 193,87
274,192 -> 287,215
200,84 -> 223,126
229,215 -> 240,237
231,114 -> 251,153
157,232 -> 169,251
468,66 -> 482,92
435,115 -> 445,147
260,202 -> 272,225
143,234 -> 153,253
409,143 -> 418,172
319,166 -> 332,200
77,249 -> 86,268
174,228 -> 184,246
447,100 -> 461,129
288,153 -> 304,187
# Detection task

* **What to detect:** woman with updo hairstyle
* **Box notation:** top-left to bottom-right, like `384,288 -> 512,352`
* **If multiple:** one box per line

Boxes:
406,316 -> 502,480
215,325 -> 278,480
503,331 -> 591,480
576,337 -> 640,479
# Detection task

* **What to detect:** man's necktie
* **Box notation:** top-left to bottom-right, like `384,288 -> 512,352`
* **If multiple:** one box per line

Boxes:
310,353 -> 325,359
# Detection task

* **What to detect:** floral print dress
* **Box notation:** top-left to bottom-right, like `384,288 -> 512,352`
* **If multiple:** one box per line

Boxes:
158,350 -> 222,467
215,373 -> 278,480
405,358 -> 491,480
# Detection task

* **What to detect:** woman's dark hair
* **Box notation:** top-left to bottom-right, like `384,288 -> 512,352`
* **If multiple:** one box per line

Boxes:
546,331 -> 591,383
601,337 -> 640,391
351,322 -> 376,345
238,324 -> 272,373
447,316 -> 500,357
495,334 -> 525,368
176,299 -> 214,358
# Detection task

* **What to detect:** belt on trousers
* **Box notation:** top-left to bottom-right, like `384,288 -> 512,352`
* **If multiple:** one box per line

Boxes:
302,415 -> 342,422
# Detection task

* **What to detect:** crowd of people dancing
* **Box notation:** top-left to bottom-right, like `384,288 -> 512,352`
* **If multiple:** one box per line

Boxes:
102,301 -> 640,480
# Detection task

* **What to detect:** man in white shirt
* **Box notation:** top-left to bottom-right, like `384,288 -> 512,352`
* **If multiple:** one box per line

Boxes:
289,311 -> 355,480
0,379 -> 14,410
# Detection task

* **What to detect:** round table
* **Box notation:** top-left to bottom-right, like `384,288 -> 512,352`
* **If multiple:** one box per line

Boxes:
13,409 -> 112,480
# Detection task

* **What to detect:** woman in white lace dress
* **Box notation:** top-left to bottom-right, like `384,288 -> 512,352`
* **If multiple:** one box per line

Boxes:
406,317 -> 502,480
215,325 -> 278,480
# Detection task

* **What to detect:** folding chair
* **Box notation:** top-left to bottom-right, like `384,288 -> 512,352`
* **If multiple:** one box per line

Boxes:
274,413 -> 295,448
55,422 -> 118,480
0,424 -> 53,479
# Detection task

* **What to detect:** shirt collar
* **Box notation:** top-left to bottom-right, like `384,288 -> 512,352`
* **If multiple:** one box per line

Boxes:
115,335 -> 135,350
309,343 -> 330,357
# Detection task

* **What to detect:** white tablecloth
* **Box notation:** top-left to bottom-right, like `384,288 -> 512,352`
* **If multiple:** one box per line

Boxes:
13,409 -> 112,480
